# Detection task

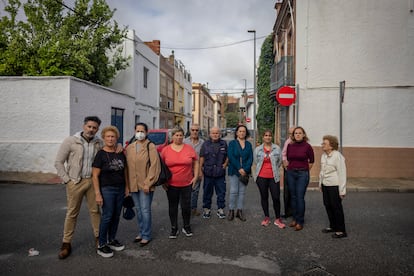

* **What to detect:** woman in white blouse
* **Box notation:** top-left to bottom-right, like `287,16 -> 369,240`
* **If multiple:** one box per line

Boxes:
319,135 -> 347,238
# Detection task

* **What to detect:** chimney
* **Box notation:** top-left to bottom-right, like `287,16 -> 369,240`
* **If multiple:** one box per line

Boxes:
144,40 -> 161,55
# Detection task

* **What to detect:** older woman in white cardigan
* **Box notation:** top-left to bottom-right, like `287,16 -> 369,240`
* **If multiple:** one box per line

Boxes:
319,135 -> 347,238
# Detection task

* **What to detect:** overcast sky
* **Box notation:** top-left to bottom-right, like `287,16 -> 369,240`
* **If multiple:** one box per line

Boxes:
0,0 -> 277,95
106,0 -> 277,96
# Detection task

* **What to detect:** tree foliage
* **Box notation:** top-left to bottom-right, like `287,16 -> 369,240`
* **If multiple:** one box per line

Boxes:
0,0 -> 129,86
226,112 -> 239,128
256,34 -> 275,141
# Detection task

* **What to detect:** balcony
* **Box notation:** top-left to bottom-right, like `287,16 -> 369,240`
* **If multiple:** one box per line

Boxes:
270,56 -> 294,96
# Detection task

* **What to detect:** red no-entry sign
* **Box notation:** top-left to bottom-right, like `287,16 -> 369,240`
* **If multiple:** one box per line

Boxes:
276,86 -> 296,106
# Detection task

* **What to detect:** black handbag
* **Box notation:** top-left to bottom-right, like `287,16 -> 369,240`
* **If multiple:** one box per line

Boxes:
238,145 -> 249,186
122,196 -> 135,220
239,174 -> 250,185
147,142 -> 172,186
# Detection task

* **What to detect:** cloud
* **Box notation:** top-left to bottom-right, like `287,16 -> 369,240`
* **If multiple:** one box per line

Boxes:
107,0 -> 275,94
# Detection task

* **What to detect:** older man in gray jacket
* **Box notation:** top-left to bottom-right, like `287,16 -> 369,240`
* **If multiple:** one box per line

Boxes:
55,116 -> 103,260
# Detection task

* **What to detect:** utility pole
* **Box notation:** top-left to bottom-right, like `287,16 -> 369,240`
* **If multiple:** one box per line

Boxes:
248,30 -> 257,146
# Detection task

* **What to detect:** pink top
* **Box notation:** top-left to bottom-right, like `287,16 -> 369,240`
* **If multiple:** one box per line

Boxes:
282,137 -> 292,162
258,148 -> 274,178
161,144 -> 197,187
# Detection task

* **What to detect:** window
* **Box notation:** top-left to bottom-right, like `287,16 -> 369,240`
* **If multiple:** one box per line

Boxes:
143,67 -> 149,88
111,107 -> 124,145
135,115 -> 140,124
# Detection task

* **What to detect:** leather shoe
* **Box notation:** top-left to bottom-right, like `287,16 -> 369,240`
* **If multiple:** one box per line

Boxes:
332,232 -> 347,238
236,209 -> 246,222
139,240 -> 151,247
58,242 -> 71,259
133,237 -> 142,243
322,228 -> 334,233
295,224 -> 303,231
228,210 -> 234,221
289,221 -> 297,227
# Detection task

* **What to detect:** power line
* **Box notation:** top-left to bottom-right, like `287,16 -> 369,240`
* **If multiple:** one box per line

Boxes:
161,36 -> 267,50
53,0 -> 267,51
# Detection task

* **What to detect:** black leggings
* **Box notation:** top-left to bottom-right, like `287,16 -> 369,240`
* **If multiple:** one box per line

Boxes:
256,176 -> 281,218
166,185 -> 192,229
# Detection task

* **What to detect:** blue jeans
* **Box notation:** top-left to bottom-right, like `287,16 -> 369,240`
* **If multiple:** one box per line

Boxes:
228,175 -> 247,210
98,186 -> 125,247
131,191 -> 154,241
202,176 -> 226,210
287,170 -> 309,225
191,178 -> 202,209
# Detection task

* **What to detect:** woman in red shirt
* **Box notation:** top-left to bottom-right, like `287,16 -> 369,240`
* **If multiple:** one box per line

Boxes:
253,130 -> 285,228
161,127 -> 199,239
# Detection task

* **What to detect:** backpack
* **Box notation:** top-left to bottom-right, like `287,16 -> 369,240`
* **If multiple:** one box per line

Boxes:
146,142 -> 172,186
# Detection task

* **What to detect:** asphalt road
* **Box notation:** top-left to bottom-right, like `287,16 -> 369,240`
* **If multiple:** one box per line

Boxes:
0,181 -> 413,276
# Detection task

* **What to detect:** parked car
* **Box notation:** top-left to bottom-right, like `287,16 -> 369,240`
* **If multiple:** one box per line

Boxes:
125,129 -> 172,152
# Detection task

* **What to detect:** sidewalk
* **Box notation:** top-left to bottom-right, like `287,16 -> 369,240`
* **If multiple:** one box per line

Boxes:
0,171 -> 413,192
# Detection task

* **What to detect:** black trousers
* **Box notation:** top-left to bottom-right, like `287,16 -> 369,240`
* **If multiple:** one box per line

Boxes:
283,169 -> 292,217
256,176 -> 281,218
166,185 -> 192,229
322,184 -> 346,233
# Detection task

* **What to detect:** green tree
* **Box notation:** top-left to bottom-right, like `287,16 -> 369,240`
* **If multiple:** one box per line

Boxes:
256,34 -> 275,141
0,0 -> 128,86
225,112 -> 239,128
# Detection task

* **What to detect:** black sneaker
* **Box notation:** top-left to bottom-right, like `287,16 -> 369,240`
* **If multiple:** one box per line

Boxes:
108,240 -> 125,251
169,228 -> 179,239
97,245 -> 114,258
182,226 -> 193,237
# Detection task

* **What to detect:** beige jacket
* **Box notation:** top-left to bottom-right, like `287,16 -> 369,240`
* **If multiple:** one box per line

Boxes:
126,139 -> 161,192
54,132 -> 102,184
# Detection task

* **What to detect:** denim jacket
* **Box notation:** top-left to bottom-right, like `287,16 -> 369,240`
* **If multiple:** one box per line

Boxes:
253,143 -> 282,183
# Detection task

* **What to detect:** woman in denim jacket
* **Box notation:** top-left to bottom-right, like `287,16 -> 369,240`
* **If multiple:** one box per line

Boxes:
253,130 -> 286,228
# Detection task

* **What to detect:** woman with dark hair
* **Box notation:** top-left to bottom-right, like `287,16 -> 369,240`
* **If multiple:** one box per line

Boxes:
227,125 -> 253,221
161,127 -> 199,238
253,130 -> 285,228
319,135 -> 347,238
125,123 -> 161,246
286,126 -> 314,231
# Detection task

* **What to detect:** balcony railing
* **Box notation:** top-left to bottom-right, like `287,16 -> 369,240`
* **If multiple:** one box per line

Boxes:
270,56 -> 294,94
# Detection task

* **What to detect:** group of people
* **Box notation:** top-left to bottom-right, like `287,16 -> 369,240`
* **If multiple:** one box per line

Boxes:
54,116 -> 347,260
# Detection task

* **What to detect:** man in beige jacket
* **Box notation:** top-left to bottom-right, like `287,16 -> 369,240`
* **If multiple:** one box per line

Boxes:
55,116 -> 103,259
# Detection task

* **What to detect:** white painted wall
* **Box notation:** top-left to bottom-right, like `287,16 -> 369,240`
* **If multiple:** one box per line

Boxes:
184,72 -> 192,131
111,29 -> 160,129
0,77 -> 136,173
295,0 -> 414,147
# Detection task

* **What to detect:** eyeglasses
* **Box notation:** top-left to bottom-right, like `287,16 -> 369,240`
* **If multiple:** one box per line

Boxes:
191,129 -> 199,132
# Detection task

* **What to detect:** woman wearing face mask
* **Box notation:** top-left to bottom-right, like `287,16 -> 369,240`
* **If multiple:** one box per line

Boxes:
125,123 -> 160,246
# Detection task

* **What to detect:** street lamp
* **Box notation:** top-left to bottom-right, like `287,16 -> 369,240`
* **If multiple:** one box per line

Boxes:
248,29 -> 256,146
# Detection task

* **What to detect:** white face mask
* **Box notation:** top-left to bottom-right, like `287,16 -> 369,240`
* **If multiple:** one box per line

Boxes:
135,132 -> 146,141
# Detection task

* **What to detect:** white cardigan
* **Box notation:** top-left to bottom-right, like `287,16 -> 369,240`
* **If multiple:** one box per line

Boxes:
319,150 -> 347,196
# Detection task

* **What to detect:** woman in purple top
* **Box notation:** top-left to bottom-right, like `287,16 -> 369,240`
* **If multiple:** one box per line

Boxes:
286,126 -> 314,231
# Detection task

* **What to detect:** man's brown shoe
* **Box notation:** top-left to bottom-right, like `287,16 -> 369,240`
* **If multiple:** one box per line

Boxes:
295,224 -> 303,231
289,221 -> 297,227
191,209 -> 200,216
58,242 -> 71,259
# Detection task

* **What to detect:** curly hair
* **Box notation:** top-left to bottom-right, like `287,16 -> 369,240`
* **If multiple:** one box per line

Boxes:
322,135 -> 339,151
101,126 -> 120,140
